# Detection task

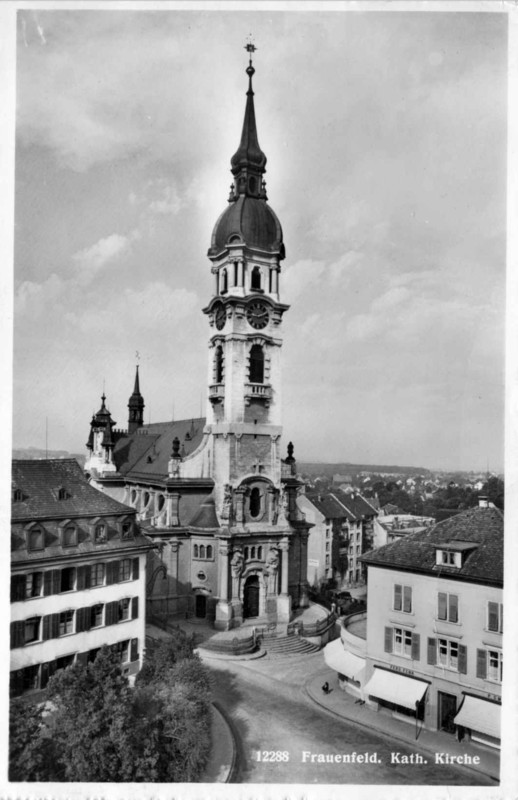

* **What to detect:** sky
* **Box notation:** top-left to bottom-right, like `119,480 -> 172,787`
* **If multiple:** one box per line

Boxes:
10,7 -> 508,472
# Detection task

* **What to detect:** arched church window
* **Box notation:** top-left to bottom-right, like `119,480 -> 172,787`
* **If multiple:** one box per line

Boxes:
233,262 -> 239,285
200,545 -> 206,559
221,269 -> 228,294
215,346 -> 224,384
249,176 -> 257,194
251,546 -> 256,559
249,345 -> 264,384
244,547 -> 249,559
194,544 -> 199,558
207,545 -> 213,559
251,266 -> 261,291
250,487 -> 261,518
157,495 -> 165,512
258,546 -> 263,560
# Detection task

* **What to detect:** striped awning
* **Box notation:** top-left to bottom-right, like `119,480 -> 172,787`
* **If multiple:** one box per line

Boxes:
324,639 -> 366,681
454,695 -> 501,740
364,667 -> 429,710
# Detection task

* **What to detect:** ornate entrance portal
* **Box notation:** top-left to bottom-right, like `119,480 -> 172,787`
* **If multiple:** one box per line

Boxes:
243,575 -> 260,618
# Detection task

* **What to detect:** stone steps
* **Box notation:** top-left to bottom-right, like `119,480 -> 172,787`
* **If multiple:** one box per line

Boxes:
262,635 -> 321,656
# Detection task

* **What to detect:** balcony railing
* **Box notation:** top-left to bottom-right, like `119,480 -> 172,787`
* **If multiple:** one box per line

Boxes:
208,383 -> 225,403
244,383 -> 272,406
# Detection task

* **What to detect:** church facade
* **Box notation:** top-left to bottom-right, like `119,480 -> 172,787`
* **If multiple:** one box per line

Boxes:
85,53 -> 311,631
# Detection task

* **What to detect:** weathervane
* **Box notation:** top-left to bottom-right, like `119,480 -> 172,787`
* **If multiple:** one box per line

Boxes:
245,35 -> 256,66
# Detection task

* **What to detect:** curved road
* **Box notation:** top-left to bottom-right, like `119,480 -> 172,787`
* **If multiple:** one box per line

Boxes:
206,654 -> 495,786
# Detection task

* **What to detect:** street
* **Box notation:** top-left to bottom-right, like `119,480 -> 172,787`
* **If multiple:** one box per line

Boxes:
205,653 -> 495,786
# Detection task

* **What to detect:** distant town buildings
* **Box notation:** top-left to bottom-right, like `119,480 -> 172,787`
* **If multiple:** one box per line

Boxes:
10,459 -> 152,699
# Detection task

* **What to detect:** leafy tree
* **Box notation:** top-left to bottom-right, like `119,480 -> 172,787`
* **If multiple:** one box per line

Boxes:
136,627 -> 195,686
9,699 -> 57,781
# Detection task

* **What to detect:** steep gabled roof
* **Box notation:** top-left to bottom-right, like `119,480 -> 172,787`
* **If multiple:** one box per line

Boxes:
332,489 -> 378,520
113,418 -> 206,479
305,493 -> 355,522
361,506 -> 503,585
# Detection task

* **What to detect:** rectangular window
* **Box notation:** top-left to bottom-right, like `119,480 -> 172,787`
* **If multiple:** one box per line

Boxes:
95,523 -> 107,543
24,616 -> 41,644
59,610 -> 74,636
394,627 -> 413,657
118,599 -> 131,622
120,559 -> 132,582
394,584 -> 412,613
487,602 -> 503,633
488,649 -> 503,683
441,550 -> 456,565
112,639 -> 130,663
91,563 -> 105,587
325,542 -> 330,552
60,567 -> 76,592
25,572 -> 43,599
90,604 -> 104,628
438,592 -> 458,623
437,637 -> 459,670
121,521 -> 133,540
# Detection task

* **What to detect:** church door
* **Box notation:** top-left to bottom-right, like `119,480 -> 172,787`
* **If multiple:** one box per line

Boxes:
195,594 -> 207,618
243,575 -> 260,618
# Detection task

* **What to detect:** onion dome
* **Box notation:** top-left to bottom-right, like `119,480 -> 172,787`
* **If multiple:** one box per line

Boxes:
208,50 -> 285,260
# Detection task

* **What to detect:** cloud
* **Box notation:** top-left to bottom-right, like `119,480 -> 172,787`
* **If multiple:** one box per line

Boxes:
72,233 -> 133,273
15,274 -> 64,317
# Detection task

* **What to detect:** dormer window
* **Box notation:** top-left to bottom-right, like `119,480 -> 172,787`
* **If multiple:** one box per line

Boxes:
435,541 -> 478,569
120,518 -> 134,541
26,525 -> 44,552
57,487 -> 71,501
13,489 -> 24,503
61,523 -> 78,547
91,518 -> 108,544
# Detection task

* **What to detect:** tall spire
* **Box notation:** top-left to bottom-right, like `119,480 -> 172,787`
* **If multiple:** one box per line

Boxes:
128,364 -> 145,434
230,39 -> 267,199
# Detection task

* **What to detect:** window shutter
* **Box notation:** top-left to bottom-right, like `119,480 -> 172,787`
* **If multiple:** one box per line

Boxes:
132,557 -> 139,581
476,648 -> 487,679
42,615 -> 52,641
458,644 -> 467,674
130,638 -> 139,663
500,603 -> 503,632
43,570 -> 54,596
488,602 -> 499,632
76,607 -> 90,633
394,584 -> 402,610
105,601 -> 118,626
449,595 -> 458,624
411,633 -> 420,661
438,592 -> 447,620
384,626 -> 393,653
76,566 -> 84,591
10,621 -> 25,649
106,561 -> 120,585
427,637 -> 437,665
51,614 -> 60,639
52,570 -> 61,594
403,586 -> 412,613
10,575 -> 26,602
132,596 -> 139,620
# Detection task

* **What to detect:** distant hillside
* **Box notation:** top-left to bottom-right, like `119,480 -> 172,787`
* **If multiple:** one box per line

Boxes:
12,447 -> 86,468
298,462 -> 432,478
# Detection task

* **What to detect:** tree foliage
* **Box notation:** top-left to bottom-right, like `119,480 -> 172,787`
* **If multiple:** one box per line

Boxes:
9,636 -> 213,783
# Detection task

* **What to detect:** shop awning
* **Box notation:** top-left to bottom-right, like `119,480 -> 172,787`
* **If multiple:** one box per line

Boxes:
324,639 -> 366,680
364,667 -> 429,710
454,695 -> 501,740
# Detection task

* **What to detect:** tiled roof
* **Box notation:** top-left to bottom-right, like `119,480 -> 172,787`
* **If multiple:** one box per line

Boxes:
306,493 -> 354,521
11,459 -> 135,520
113,418 -> 206,478
332,489 -> 378,520
361,506 -> 503,585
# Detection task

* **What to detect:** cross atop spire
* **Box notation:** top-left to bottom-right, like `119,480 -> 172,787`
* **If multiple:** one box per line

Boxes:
230,38 -> 267,196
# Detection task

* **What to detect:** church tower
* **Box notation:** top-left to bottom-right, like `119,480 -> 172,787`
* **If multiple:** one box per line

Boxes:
202,46 -> 306,629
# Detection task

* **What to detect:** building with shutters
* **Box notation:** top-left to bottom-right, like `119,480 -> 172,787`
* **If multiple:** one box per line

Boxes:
10,459 -> 152,699
83,50 -> 312,631
324,499 -> 503,748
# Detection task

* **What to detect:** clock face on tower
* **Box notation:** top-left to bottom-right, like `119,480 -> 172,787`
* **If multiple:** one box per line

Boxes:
246,301 -> 270,330
214,304 -> 226,330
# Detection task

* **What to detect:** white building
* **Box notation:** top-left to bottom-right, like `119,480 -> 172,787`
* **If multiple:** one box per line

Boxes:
324,501 -> 503,749
10,459 -> 153,698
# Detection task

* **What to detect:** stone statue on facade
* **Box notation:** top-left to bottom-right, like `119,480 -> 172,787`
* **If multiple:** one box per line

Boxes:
220,483 -> 233,524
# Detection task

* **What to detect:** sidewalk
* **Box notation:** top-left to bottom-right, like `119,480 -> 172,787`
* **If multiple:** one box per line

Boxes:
305,667 -> 500,784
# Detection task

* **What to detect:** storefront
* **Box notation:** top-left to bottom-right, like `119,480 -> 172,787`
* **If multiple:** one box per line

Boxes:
324,638 -> 366,696
453,693 -> 501,750
364,666 -> 430,727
